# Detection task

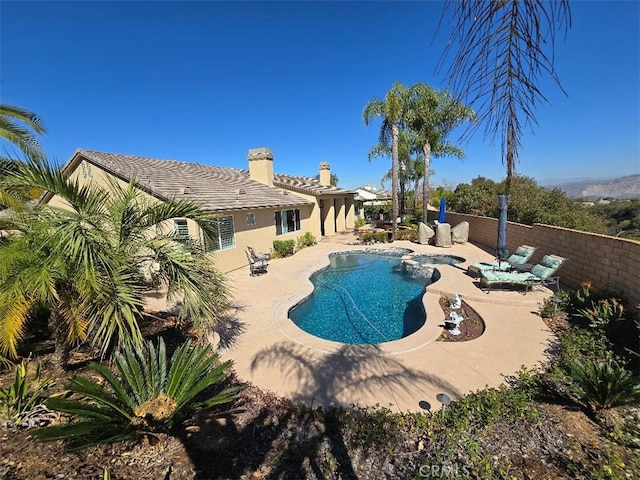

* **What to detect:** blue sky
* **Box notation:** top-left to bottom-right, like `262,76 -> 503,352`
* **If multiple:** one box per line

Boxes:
1,1 -> 638,190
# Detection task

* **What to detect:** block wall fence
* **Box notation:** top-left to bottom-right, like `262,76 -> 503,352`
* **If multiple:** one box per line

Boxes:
427,211 -> 640,308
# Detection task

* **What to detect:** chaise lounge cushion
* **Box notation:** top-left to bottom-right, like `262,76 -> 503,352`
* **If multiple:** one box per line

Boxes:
479,254 -> 566,293
467,244 -> 536,276
530,255 -> 564,280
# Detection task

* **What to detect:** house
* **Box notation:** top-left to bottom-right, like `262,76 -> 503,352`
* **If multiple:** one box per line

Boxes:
353,184 -> 392,220
42,147 -> 357,272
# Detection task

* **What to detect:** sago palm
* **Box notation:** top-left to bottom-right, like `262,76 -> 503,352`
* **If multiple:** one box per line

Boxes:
0,159 -> 232,369
34,337 -> 242,450
568,359 -> 640,411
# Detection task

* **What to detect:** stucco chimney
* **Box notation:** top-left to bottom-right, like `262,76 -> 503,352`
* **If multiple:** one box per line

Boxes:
248,147 -> 274,186
319,161 -> 331,186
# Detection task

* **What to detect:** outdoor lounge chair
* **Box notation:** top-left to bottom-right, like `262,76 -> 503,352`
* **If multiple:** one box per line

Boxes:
245,248 -> 268,276
479,254 -> 566,293
247,246 -> 270,262
467,245 -> 537,277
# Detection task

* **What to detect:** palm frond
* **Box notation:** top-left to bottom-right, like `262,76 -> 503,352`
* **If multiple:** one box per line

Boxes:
437,0 -> 570,189
0,294 -> 35,358
0,104 -> 47,161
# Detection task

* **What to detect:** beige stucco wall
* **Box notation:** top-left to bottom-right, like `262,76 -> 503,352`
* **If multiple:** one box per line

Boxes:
428,211 -> 640,308
46,157 -> 321,273
211,205 -> 314,272
283,190 -> 356,238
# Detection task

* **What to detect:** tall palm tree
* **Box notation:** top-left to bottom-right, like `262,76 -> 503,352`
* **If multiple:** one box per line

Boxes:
0,159 -> 231,369
0,104 -> 47,162
363,82 -> 411,239
437,0 -> 571,193
405,84 -> 476,224
372,130 -> 421,220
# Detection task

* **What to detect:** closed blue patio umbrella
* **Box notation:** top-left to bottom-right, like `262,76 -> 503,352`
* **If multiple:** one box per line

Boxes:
497,194 -> 510,261
438,197 -> 446,223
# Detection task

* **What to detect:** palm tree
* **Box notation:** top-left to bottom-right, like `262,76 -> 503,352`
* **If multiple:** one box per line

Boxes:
437,0 -> 571,193
0,104 -> 47,209
0,159 -> 232,369
0,104 -> 47,161
363,82 -> 412,239
373,130 -> 421,220
405,84 -> 476,224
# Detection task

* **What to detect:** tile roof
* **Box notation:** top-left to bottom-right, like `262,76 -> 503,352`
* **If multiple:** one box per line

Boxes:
68,149 -> 345,212
273,172 -> 355,197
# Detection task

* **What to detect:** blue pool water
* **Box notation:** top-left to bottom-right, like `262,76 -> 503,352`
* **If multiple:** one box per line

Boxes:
288,251 -> 463,345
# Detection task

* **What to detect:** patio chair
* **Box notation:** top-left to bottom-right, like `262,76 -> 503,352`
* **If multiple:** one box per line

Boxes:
245,248 -> 268,276
417,222 -> 435,245
451,221 -> 469,244
247,246 -> 270,262
479,254 -> 566,293
467,245 -> 537,278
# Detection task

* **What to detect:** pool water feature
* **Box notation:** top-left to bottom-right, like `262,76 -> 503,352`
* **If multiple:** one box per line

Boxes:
288,251 -> 463,345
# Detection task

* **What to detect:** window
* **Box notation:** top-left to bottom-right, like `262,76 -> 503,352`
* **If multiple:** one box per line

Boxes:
206,215 -> 236,252
247,213 -> 256,226
275,209 -> 301,235
173,219 -> 190,240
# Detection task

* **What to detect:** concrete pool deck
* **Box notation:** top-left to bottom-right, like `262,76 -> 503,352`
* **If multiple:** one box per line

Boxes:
217,233 -> 556,414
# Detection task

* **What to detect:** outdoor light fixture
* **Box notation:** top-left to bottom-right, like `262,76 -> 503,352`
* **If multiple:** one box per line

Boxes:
436,392 -> 452,419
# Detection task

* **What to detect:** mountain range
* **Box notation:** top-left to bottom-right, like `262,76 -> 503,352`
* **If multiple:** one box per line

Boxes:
545,174 -> 640,200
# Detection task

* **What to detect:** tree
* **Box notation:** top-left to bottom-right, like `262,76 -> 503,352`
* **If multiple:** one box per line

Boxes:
0,104 -> 47,209
363,82 -> 412,239
438,0 -> 571,193
372,129 -> 418,219
0,159 -> 232,369
0,104 -> 47,161
449,175 -> 607,233
405,84 -> 475,223
590,199 -> 640,240
314,172 -> 339,186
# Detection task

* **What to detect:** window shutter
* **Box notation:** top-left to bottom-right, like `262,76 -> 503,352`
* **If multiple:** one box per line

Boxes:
275,211 -> 282,235
218,216 -> 235,250
173,219 -> 189,240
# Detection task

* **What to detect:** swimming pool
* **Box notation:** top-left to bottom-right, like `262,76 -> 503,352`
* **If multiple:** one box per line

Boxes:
288,250 -> 464,345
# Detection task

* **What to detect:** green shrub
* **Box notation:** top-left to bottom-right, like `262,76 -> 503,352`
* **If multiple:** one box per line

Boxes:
362,231 -> 389,243
34,338 -> 242,449
354,217 -> 367,229
538,290 -> 570,318
364,203 -> 391,222
569,281 -> 620,314
570,281 -> 595,311
272,239 -> 296,258
0,360 -> 54,428
555,326 -> 615,367
444,367 -> 541,432
296,232 -> 316,249
395,227 -> 417,241
567,360 -> 640,411
579,297 -> 625,330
